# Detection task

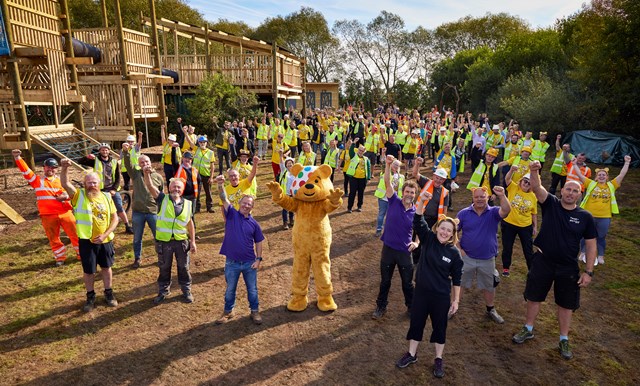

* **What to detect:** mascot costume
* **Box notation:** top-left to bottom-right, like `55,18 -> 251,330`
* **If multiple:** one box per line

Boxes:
266,164 -> 343,311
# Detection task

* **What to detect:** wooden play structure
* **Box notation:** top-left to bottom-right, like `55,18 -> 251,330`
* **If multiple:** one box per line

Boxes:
140,17 -> 306,112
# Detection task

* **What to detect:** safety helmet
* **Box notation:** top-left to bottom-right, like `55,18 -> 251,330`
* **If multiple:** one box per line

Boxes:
43,158 -> 59,168
98,143 -> 110,150
197,135 -> 208,143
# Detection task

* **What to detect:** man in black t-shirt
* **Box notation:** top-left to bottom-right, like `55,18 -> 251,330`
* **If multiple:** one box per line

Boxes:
384,134 -> 402,160
512,160 -> 597,361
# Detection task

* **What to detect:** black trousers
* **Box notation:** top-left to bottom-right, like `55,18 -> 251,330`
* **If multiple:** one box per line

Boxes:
549,172 -> 566,195
347,177 -> 367,210
217,148 -> 231,175
376,245 -> 414,309
407,290 -> 450,344
343,173 -> 350,194
197,178 -> 213,211
501,220 -> 534,270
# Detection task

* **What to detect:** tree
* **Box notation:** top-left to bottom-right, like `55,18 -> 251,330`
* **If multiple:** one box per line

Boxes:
209,19 -> 254,37
334,11 -> 418,98
252,7 -> 342,82
185,74 -> 259,137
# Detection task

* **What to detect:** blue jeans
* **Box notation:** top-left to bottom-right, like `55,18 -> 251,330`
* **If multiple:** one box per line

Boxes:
376,198 -> 389,231
224,259 -> 259,312
132,211 -> 157,259
281,209 -> 294,224
580,217 -> 611,256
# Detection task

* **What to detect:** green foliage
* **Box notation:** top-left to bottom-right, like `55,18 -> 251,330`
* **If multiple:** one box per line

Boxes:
209,19 -> 254,37
184,74 -> 259,138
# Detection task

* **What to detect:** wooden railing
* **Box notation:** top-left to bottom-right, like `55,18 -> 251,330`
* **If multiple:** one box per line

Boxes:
73,28 -> 153,74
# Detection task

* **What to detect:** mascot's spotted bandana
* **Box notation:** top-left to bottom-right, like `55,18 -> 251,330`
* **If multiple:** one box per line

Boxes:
289,166 -> 315,196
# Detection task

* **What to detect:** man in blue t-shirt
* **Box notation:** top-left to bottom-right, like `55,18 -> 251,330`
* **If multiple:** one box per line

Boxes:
214,174 -> 265,325
456,185 -> 511,323
512,161 -> 597,360
372,155 -> 419,320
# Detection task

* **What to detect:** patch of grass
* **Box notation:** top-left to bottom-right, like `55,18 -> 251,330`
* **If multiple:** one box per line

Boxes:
602,357 -> 626,374
603,279 -> 640,290
619,207 -> 640,222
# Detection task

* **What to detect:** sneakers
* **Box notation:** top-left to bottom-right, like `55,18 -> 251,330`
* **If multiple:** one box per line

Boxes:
283,223 -> 289,230
578,253 -> 586,263
55,261 -> 65,267
215,311 -> 235,325
487,308 -> 504,324
502,268 -> 510,277
182,291 -> 194,303
371,307 -> 386,320
250,310 -> 262,325
83,293 -> 96,312
597,256 -> 605,265
356,208 -> 362,212
559,339 -> 573,360
375,230 -> 382,237
433,358 -> 445,378
347,209 -> 353,213
153,293 -> 167,305
104,290 -> 118,307
207,207 -> 216,213
512,326 -> 534,344
132,259 -> 141,269
396,352 -> 417,369
288,220 -> 294,227
125,225 -> 134,234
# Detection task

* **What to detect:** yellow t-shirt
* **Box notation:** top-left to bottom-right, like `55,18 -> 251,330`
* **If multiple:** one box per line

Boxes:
215,131 -> 231,150
482,168 -> 492,192
507,157 -> 532,183
298,124 -> 310,140
72,190 -> 116,242
221,178 -> 253,209
582,177 -> 619,218
181,133 -> 197,153
504,182 -> 538,227
271,141 -> 289,164
438,154 -> 453,178
352,157 -> 367,179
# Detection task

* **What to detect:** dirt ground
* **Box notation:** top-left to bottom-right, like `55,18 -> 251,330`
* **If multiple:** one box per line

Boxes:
0,152 -> 639,385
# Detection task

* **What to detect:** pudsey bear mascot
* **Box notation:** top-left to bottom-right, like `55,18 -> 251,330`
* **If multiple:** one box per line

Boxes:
266,164 -> 343,311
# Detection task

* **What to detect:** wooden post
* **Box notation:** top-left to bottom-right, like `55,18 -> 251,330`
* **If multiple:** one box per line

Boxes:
60,0 -> 85,134
272,43 -> 278,115
174,27 -> 181,96
148,0 -> 167,126
204,23 -> 211,75
101,0 -> 109,28
114,0 -> 136,133
1,0 -> 34,169
240,40 -> 244,88
301,61 -> 306,117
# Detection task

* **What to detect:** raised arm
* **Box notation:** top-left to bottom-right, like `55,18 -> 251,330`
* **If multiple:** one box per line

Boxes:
59,158 -> 77,197
142,165 -> 161,199
570,162 -> 586,183
528,160 -> 549,204
215,175 -> 230,211
136,131 -> 143,150
413,156 -> 424,180
555,134 -> 562,152
614,155 -> 632,185
383,153 -> 394,199
161,124 -> 167,145
247,156 -> 260,184
182,126 -> 196,149
505,165 -> 517,186
493,186 -> 511,219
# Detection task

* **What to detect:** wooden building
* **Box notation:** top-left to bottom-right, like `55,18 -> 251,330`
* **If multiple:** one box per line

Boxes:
306,82 -> 339,111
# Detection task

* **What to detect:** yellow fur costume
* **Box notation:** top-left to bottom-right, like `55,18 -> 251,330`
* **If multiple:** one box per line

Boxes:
266,164 -> 343,311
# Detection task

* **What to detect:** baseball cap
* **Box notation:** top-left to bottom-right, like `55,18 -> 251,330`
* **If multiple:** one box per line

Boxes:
182,151 -> 193,159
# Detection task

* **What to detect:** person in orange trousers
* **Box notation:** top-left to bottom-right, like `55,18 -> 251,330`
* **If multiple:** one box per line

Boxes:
12,149 -> 80,266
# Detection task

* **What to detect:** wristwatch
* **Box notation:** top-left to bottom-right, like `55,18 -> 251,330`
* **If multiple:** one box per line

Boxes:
585,270 -> 594,277
255,257 -> 263,262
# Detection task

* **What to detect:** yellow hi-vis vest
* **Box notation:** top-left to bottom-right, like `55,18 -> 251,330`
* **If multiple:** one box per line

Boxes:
94,158 -> 119,190
580,180 -> 619,214
74,190 -> 113,240
531,140 -> 550,162
156,195 -> 193,241
550,151 -> 572,175
374,172 -> 404,199
298,151 -> 316,166
256,124 -> 268,140
467,163 -> 498,190
324,148 -> 339,168
365,133 -> 380,152
193,148 -> 215,177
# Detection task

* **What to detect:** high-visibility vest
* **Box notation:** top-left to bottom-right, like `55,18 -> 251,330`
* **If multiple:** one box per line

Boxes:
120,147 -> 140,172
485,133 -> 503,150
93,158 -> 118,190
174,165 -> 199,197
163,143 -> 182,164
365,133 -> 380,152
580,180 -> 619,214
504,143 -> 520,160
74,190 -> 113,240
395,130 -> 407,145
298,151 -> 316,166
256,124 -> 268,140
324,131 -> 338,149
324,148 -> 339,168
374,172 -> 404,199
346,154 -> 370,179
467,163 -> 498,190
156,195 -> 192,241
193,148 -> 215,177
416,180 -> 448,213
566,162 -> 590,187
16,157 -> 72,215
271,124 -> 284,140
284,128 -> 297,146
531,140 -> 550,162
550,151 -> 571,175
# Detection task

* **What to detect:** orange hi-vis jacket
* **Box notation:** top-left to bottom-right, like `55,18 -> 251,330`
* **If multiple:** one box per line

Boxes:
174,165 -> 199,197
16,157 -> 73,215
416,180 -> 449,214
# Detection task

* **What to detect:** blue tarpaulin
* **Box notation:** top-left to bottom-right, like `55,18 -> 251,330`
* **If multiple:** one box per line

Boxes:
565,130 -> 640,168
0,8 -> 10,56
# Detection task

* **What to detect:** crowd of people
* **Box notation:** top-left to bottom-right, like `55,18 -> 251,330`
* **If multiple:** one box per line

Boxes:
10,104 -> 634,378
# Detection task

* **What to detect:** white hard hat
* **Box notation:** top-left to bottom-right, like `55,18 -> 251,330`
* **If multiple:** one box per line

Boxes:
434,168 -> 448,179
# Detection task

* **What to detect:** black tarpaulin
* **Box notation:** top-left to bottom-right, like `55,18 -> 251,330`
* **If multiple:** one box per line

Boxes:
565,130 -> 640,168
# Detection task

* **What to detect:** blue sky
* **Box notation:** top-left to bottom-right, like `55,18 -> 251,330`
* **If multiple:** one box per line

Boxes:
186,0 -> 586,30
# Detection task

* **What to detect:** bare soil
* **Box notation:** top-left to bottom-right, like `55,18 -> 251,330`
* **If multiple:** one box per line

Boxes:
0,154 -> 639,385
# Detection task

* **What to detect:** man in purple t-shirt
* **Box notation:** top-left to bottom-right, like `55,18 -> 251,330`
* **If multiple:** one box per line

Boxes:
214,175 -> 265,325
372,155 -> 419,320
456,186 -> 510,323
